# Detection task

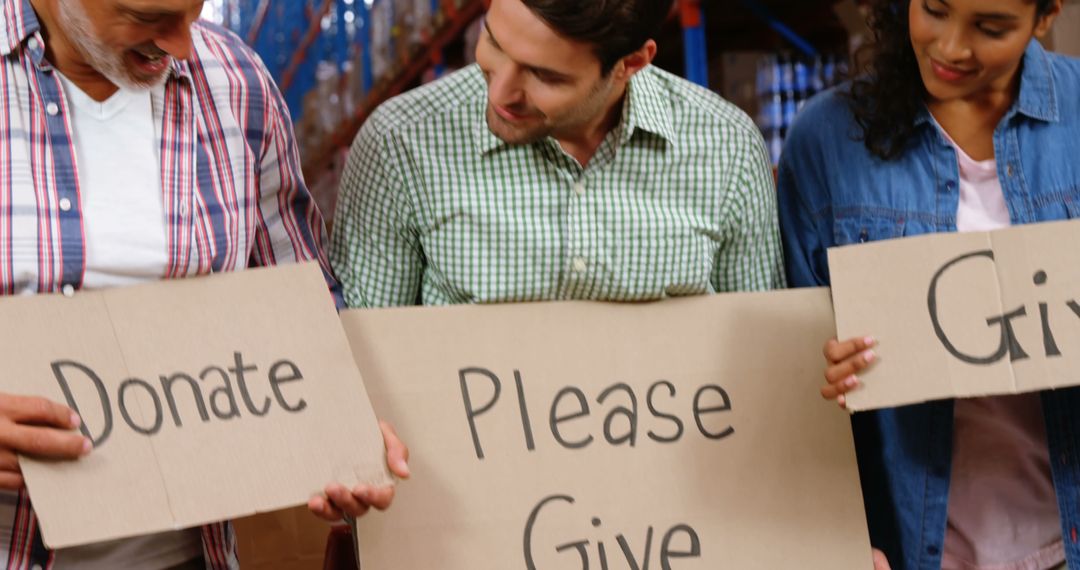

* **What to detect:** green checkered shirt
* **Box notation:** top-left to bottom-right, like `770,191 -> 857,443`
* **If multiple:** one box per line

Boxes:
331,64 -> 785,307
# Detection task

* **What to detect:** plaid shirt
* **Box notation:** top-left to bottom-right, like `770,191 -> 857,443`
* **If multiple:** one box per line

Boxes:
331,65 -> 784,308
0,0 -> 336,567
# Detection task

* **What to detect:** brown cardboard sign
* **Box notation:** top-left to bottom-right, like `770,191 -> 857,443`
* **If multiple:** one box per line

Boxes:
829,219 -> 1080,411
0,263 -> 392,549
343,289 -> 872,569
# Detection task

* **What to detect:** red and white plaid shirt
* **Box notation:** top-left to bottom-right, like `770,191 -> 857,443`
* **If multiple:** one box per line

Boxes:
0,0 -> 339,567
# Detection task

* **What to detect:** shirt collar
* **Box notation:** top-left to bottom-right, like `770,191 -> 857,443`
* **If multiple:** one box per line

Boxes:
1,0 -> 40,57
474,65 -> 676,157
619,66 -> 675,146
915,39 -> 1059,127
1013,40 -> 1058,122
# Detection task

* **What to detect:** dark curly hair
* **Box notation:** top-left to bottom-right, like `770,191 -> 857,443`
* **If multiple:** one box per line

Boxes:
522,0 -> 675,74
849,0 -> 1056,160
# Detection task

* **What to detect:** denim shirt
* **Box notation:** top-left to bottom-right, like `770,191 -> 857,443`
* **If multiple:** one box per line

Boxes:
777,40 -> 1080,570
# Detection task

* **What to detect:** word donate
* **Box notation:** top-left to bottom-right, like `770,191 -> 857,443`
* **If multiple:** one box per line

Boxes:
52,352 -> 306,446
343,289 -> 872,569
831,219 -> 1080,411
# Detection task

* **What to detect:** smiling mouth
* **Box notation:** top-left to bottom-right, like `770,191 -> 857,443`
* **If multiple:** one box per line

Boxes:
493,104 -> 531,122
930,58 -> 977,82
128,48 -> 171,75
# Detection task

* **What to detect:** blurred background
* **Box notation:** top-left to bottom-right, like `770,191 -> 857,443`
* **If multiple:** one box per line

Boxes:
198,0 -> 1080,219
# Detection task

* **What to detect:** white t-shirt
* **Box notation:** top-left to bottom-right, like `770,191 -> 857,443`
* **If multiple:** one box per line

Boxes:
940,129 -> 1064,570
43,74 -> 204,569
57,74 -> 169,289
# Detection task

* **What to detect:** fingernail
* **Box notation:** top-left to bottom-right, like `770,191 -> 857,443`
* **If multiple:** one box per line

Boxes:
863,350 -> 876,364
70,413 -> 81,429
864,336 -> 876,347
81,438 -> 93,455
397,460 -> 411,477
845,376 -> 858,388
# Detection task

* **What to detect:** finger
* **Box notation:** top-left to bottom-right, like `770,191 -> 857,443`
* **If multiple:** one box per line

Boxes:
356,484 -> 396,511
0,472 -> 23,491
872,548 -> 891,570
824,346 -> 878,384
0,423 -> 91,459
0,395 -> 80,429
307,495 -> 345,522
0,450 -> 19,473
326,484 -> 369,519
379,420 -> 410,479
823,336 -> 876,364
837,394 -> 848,410
821,375 -> 860,400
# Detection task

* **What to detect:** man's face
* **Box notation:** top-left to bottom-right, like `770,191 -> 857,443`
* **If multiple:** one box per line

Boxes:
57,0 -> 204,90
475,0 -> 619,145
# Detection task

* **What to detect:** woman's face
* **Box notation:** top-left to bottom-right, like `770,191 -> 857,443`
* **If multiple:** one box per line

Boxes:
909,0 -> 1059,103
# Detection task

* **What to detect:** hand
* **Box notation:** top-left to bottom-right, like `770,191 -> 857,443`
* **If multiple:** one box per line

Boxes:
308,420 -> 410,521
872,548 -> 891,569
0,393 -> 91,490
822,336 -> 878,409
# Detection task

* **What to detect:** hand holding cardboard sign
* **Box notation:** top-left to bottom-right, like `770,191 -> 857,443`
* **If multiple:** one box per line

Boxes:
307,420 -> 410,521
0,392 -> 92,489
822,336 -> 878,409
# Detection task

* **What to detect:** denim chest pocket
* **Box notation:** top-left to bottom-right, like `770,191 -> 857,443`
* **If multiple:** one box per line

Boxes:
832,216 -> 907,247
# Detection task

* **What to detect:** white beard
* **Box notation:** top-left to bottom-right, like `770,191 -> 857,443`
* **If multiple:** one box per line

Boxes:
56,0 -> 171,91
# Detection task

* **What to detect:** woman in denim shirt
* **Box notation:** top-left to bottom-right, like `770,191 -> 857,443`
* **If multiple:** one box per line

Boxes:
778,0 -> 1080,569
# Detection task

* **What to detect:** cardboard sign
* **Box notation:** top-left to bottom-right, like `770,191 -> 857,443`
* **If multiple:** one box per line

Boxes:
343,290 -> 872,569
829,219 -> 1080,411
0,263 -> 392,549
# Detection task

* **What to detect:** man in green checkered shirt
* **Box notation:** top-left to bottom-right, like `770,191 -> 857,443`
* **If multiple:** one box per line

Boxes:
331,0 -> 785,308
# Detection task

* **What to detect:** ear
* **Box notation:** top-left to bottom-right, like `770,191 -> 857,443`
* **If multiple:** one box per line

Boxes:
1034,0 -> 1063,38
614,39 -> 658,82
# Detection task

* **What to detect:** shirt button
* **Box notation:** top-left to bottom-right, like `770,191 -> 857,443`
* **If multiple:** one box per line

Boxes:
46,102 -> 59,116
572,257 -> 587,273
179,200 -> 189,217
31,565 -> 43,570
61,284 -> 75,297
1007,164 -> 1014,177
28,38 -> 39,51
573,182 -> 586,197
59,197 -> 72,212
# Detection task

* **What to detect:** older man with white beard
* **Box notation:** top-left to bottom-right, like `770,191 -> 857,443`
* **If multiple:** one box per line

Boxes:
0,0 -> 409,568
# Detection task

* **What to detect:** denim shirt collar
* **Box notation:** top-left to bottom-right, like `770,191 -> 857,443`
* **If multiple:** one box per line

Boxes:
915,40 -> 1060,127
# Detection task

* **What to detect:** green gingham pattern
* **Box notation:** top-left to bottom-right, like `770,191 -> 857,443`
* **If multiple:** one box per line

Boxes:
331,64 -> 785,308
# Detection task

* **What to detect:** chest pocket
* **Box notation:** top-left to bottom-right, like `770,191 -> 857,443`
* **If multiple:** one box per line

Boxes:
832,216 -> 907,247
